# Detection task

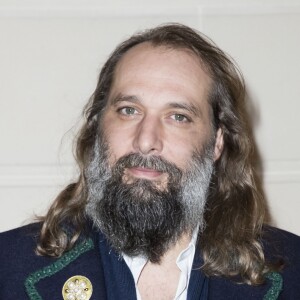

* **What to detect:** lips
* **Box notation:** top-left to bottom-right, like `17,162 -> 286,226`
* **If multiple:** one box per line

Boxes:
127,167 -> 163,179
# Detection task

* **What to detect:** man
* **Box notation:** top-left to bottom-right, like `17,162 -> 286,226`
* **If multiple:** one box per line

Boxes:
0,23 -> 299,300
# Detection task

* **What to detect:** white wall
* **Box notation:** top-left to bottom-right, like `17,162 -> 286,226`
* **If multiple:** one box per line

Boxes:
0,0 -> 299,235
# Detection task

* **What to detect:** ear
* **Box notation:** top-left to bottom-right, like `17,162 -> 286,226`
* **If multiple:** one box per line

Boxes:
213,128 -> 224,161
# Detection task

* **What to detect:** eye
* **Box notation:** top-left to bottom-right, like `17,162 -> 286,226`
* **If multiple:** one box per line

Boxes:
118,107 -> 138,115
171,113 -> 190,123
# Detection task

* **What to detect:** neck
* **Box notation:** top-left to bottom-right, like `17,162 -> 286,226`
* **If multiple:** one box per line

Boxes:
137,232 -> 195,300
159,232 -> 193,266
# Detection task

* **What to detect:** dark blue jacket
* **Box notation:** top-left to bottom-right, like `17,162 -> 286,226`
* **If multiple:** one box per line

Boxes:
0,223 -> 299,299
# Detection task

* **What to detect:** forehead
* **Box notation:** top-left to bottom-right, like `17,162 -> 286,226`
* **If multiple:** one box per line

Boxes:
109,43 -> 212,113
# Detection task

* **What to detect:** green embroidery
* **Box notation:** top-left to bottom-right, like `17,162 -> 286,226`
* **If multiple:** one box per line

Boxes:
263,272 -> 283,300
24,238 -> 94,300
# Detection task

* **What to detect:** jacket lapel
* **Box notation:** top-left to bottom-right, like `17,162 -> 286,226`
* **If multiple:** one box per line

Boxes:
98,233 -> 137,300
187,247 -> 283,299
208,270 -> 282,299
24,237 -> 107,300
187,246 -> 209,300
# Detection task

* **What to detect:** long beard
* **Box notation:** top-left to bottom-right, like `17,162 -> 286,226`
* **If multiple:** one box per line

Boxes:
85,138 -> 214,263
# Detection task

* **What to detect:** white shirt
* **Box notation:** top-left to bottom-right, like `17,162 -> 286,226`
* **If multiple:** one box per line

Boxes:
123,229 -> 199,300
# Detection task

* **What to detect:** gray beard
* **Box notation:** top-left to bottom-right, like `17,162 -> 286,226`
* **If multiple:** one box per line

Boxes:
85,138 -> 214,263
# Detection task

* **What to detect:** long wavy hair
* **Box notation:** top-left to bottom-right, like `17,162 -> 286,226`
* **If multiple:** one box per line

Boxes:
37,23 -> 279,284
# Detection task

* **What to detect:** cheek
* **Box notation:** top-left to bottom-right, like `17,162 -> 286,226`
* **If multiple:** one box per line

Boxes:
168,123 -> 215,169
101,117 -> 134,165
164,130 -> 205,169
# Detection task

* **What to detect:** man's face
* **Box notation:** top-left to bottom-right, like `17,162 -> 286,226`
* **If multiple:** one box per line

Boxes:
85,43 -> 223,262
101,43 -> 223,186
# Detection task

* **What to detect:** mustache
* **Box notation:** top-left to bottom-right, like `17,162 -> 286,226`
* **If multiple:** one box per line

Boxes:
111,153 -> 183,178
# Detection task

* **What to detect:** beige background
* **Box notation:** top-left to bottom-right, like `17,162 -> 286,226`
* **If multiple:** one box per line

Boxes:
0,0 -> 299,235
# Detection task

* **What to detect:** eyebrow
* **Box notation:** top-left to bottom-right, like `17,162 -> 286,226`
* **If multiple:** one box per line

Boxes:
167,102 -> 203,118
110,94 -> 140,106
110,93 -> 204,118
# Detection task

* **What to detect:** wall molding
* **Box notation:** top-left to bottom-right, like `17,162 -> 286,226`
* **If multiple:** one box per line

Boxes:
0,4 -> 300,18
0,161 -> 299,187
262,160 -> 300,184
0,164 -> 75,187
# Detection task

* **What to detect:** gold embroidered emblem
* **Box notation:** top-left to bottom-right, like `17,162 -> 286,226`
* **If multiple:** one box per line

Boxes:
62,275 -> 93,300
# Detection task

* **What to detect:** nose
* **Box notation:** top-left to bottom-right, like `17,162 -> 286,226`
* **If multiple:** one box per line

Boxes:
132,115 -> 163,155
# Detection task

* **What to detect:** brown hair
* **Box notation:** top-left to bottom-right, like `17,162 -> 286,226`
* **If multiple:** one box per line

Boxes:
37,23 -> 278,284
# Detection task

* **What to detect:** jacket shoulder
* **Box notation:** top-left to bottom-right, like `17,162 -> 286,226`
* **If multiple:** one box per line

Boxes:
262,226 -> 300,263
208,226 -> 300,299
0,222 -> 41,257
0,223 -> 45,297
262,226 -> 300,299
